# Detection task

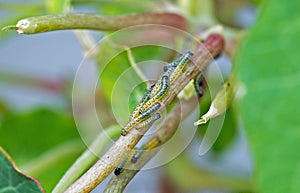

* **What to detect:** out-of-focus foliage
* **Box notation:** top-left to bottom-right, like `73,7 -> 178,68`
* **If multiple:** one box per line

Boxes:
0,147 -> 44,193
0,109 -> 82,191
236,0 -> 300,192
45,0 -> 71,13
80,0 -> 158,14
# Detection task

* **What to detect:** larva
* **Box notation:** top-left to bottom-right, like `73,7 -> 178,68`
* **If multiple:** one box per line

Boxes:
131,137 -> 161,163
140,75 -> 169,113
135,113 -> 161,130
114,149 -> 137,175
169,51 -> 193,83
163,54 -> 183,75
130,84 -> 155,120
114,159 -> 126,176
121,102 -> 161,136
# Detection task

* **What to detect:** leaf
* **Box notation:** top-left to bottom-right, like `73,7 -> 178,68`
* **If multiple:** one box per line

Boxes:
0,147 -> 45,193
0,109 -> 82,192
87,0 -> 156,15
45,0 -> 71,13
235,0 -> 300,192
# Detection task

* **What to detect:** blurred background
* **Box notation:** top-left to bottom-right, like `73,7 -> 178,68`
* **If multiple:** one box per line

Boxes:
0,0 -> 258,192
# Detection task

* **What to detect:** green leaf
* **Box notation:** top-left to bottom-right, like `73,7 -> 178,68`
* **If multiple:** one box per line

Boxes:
45,0 -> 71,13
0,147 -> 45,193
83,0 -> 156,14
235,0 -> 300,192
0,109 -> 82,192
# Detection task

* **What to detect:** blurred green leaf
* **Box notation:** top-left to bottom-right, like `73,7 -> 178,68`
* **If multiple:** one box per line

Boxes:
0,109 -> 81,191
212,108 -> 237,152
250,0 -> 265,5
235,0 -> 300,192
45,0 -> 71,13
100,50 -> 142,124
0,147 -> 45,193
72,0 -> 157,14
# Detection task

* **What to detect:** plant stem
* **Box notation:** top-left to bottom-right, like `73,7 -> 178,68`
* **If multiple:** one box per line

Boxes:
104,95 -> 199,193
52,125 -> 121,193
3,13 -> 188,34
107,38 -> 148,84
64,34 -> 224,193
73,30 -> 99,57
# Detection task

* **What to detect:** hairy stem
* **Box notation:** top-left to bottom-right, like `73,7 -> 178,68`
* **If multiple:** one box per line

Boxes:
64,34 -> 224,193
3,13 -> 188,34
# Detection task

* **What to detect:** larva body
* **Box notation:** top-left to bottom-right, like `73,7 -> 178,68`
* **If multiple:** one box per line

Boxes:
163,55 -> 182,76
140,75 -> 169,113
121,102 -> 161,136
114,149 -> 137,176
136,113 -> 161,130
130,84 -> 155,120
169,51 -> 193,83
122,51 -> 192,136
131,137 -> 161,163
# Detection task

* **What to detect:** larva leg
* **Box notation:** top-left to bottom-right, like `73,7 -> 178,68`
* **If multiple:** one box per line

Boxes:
131,137 -> 161,163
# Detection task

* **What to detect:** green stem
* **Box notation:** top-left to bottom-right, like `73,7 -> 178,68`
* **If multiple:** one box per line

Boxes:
52,125 -> 121,193
20,140 -> 84,176
107,38 -> 148,84
3,13 -> 188,34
